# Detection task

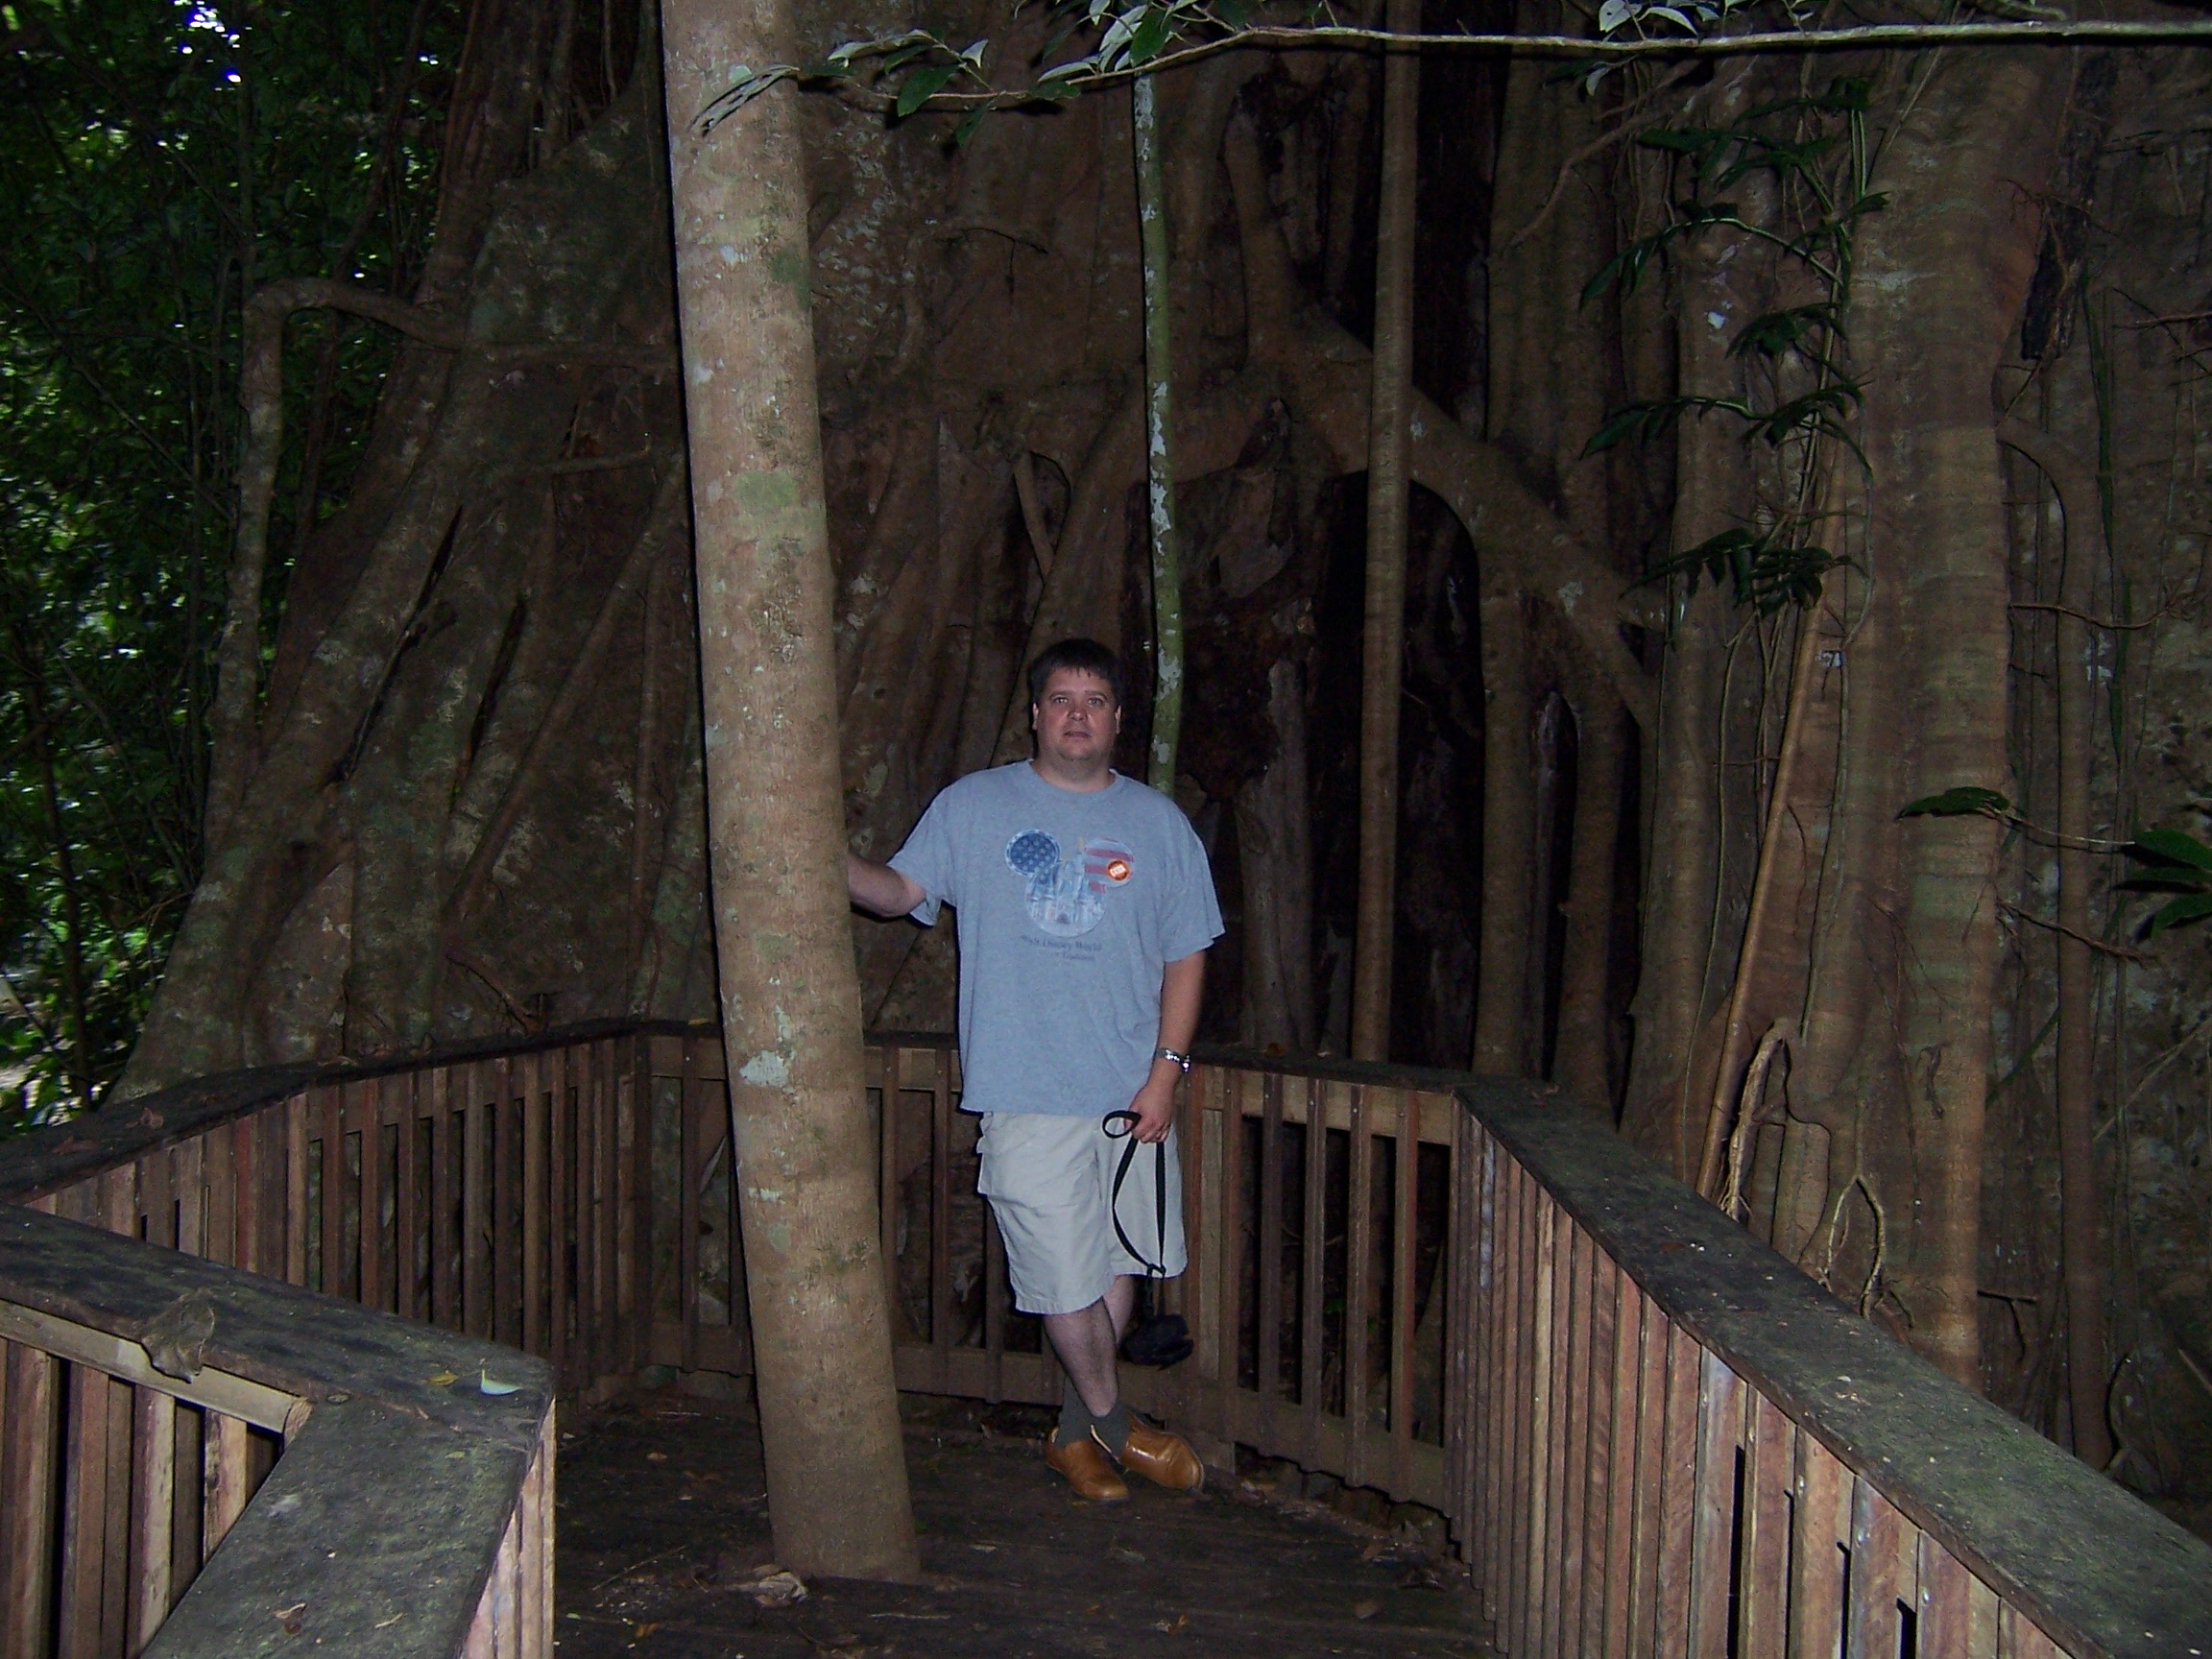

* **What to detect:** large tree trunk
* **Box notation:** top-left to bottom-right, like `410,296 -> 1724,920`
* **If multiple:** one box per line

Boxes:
661,0 -> 918,1581
1791,52 -> 2063,1386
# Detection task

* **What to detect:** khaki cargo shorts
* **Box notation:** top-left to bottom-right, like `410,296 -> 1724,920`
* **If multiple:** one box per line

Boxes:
974,1111 -> 1188,1315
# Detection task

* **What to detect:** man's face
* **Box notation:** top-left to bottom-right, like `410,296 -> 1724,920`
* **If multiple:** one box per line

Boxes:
1031,668 -> 1121,772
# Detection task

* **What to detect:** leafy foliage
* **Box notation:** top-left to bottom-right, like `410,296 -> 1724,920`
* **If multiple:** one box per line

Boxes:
1636,525 -> 1842,614
0,0 -> 459,1123
2120,825 -> 2212,936
1899,786 -> 2015,819
1583,76 -> 1882,614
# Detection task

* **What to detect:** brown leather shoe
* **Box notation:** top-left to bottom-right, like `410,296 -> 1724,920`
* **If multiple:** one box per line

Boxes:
1104,1421 -> 1204,1492
1045,1434 -> 1130,1502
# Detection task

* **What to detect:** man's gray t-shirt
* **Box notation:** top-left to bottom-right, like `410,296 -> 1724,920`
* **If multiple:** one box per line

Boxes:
888,762 -> 1224,1118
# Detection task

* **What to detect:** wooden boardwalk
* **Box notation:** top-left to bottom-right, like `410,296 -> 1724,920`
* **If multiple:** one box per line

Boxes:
555,1387 -> 1487,1658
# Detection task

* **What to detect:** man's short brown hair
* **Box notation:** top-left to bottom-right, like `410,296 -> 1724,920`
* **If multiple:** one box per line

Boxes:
1026,637 -> 1125,708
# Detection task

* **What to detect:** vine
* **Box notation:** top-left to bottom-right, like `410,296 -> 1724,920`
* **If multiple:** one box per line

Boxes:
1587,74 -> 1884,615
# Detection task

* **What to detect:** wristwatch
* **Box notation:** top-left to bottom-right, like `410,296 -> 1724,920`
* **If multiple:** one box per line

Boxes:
1153,1046 -> 1192,1073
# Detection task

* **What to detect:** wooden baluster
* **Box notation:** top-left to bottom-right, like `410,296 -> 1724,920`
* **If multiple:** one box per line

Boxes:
620,1039 -> 648,1372
1256,1071 -> 1284,1417
1787,1428 -> 1851,1659
285,1094 -> 309,1286
98,1373 -> 132,1657
1845,1478 -> 1914,1659
1580,1252 -> 1623,1659
1508,1161 -> 1541,1655
575,1045 -> 598,1385
675,1039 -> 698,1376
169,1403 -> 203,1602
390,1074 -> 418,1319
2,1354 -> 59,1659
1195,1066 -> 1229,1442
1916,1531 -> 1999,1658
1519,1192 -> 1553,1658
1220,1072 -> 1251,1437
493,1056 -> 518,1348
316,1088 -> 344,1298
128,1385 -> 177,1653
1444,1108 -> 1471,1538
1167,1060 -> 1204,1427
1736,1389 -> 1796,1659
1344,1082 -> 1374,1488
1474,1131 -> 1506,1626
353,1078 -> 383,1312
1555,1221 -> 1596,1659
1652,1321 -> 1702,1659
1688,1349 -> 1744,1657
430,1068 -> 458,1331
1300,1078 -> 1329,1469
874,1045 -> 901,1344
203,1412 -> 252,1562
1391,1090 -> 1419,1503
201,1127 -> 234,1265
55,1354 -> 108,1654
141,1150 -> 175,1251
1625,1295 -> 1671,1659
464,1068 -> 492,1338
931,1046 -> 953,1393
594,1039 -> 620,1386
514,1049 -> 542,1357
1598,1273 -> 1643,1659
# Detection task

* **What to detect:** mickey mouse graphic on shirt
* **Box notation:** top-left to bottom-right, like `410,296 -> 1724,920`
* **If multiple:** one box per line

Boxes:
1003,830 -> 1135,938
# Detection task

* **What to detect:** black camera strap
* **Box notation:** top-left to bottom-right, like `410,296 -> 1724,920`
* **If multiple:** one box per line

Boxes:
1101,1109 -> 1193,1369
1100,1108 -> 1167,1279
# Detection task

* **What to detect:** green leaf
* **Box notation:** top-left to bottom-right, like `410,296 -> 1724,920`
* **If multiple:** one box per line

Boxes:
954,107 -> 989,147
1214,0 -> 1252,27
895,63 -> 959,117
1127,9 -> 1170,63
1729,303 -> 1843,360
2147,892 -> 2212,935
2127,827 -> 2212,872
1899,786 -> 2013,819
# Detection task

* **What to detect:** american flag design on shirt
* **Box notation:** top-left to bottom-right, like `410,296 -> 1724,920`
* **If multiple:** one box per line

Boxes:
1004,830 -> 1135,938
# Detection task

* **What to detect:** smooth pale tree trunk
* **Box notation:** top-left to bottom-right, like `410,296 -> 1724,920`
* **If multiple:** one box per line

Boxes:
661,0 -> 919,1580
1351,0 -> 1419,1063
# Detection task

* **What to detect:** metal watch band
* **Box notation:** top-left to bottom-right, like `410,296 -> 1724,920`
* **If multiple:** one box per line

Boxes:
1153,1046 -> 1192,1072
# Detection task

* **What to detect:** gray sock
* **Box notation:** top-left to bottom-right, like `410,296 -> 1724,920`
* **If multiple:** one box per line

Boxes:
1054,1376 -> 1093,1448
1090,1401 -> 1132,1460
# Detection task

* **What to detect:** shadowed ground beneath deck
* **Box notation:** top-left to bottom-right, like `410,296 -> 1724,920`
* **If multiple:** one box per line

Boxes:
554,1387 -> 1488,1658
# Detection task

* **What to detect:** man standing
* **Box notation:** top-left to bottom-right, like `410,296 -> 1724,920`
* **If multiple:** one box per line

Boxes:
847,638 -> 1222,1502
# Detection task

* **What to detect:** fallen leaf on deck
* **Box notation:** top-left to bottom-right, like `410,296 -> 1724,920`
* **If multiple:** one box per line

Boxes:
646,1451 -> 667,1461
1354,1599 -> 1382,1620
479,1369 -> 520,1395
373,1613 -> 402,1629
426,1371 -> 458,1387
631,1621 -> 661,1639
273,1603 -> 306,1620
740,1568 -> 808,1607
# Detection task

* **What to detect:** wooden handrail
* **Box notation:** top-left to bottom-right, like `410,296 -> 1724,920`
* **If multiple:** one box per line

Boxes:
3,1019 -> 2206,1657
0,1205 -> 552,1656
1455,1077 -> 2212,1659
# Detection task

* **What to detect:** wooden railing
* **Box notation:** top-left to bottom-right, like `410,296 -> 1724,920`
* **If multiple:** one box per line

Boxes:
4,1021 -> 2207,1657
0,1201 -> 551,1657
